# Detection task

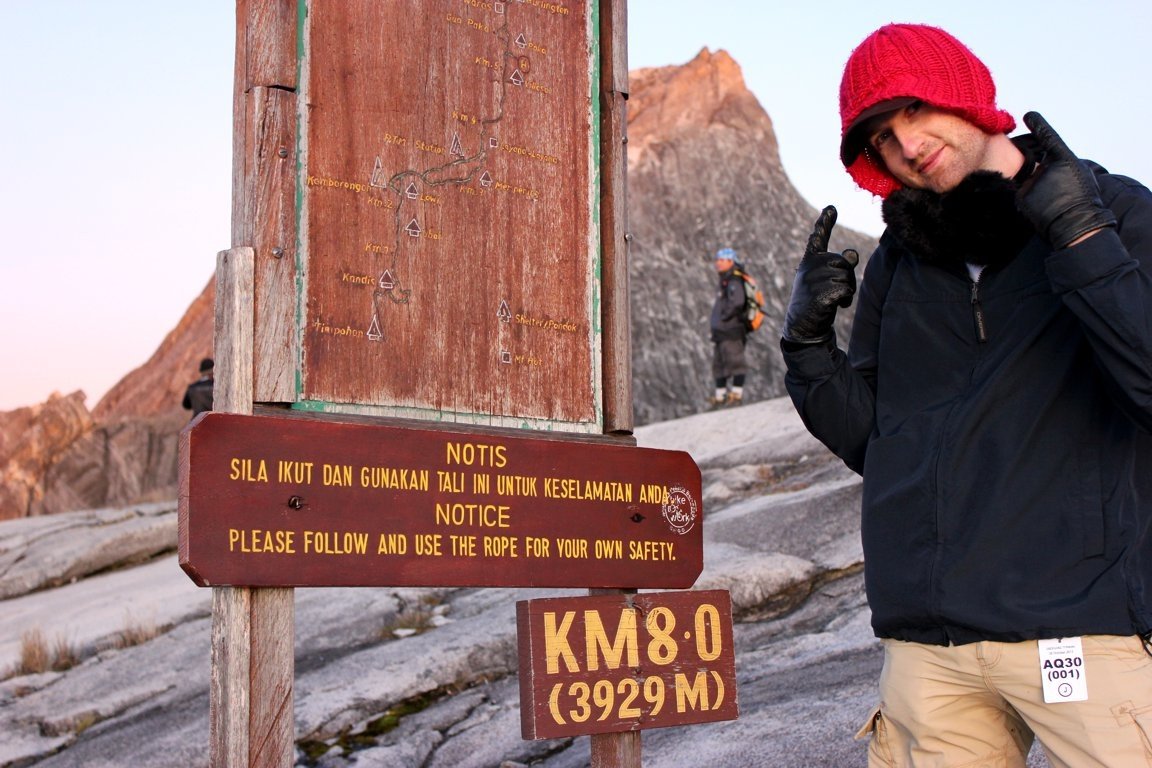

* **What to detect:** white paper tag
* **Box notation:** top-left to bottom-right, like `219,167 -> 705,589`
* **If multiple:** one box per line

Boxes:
1038,637 -> 1088,703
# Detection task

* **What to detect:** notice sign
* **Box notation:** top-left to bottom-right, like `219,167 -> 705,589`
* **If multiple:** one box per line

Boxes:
517,590 -> 738,739
178,413 -> 703,588
298,0 -> 599,428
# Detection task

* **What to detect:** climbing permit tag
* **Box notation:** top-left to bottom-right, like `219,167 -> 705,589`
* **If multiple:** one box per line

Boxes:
1038,637 -> 1088,703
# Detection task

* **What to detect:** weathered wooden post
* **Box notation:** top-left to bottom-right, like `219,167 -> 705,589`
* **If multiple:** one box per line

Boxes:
199,2 -> 299,765
594,3 -> 634,759
599,0 -> 633,438
179,3 -> 732,766
202,248 -> 295,768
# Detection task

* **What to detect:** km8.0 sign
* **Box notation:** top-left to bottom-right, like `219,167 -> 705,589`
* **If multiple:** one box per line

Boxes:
517,590 -> 738,738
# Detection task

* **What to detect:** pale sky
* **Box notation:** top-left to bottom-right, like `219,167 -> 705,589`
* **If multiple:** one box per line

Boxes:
2,1 -> 1148,411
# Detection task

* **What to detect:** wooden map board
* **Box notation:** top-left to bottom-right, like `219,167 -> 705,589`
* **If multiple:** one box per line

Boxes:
297,0 -> 599,430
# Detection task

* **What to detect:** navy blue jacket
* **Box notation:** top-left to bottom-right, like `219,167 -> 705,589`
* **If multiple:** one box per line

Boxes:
782,164 -> 1152,645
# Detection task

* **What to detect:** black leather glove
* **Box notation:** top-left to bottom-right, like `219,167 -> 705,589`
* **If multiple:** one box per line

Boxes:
1016,111 -> 1116,249
782,206 -> 859,344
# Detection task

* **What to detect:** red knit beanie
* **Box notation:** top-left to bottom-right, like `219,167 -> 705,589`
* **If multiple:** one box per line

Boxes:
839,24 -> 1016,198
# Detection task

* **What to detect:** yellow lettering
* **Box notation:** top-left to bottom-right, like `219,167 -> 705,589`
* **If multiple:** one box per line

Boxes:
377,532 -> 408,555
629,541 -> 675,561
277,460 -> 314,484
434,502 -> 511,527
229,458 -> 268,482
639,483 -> 668,504
306,174 -> 367,193
450,534 -> 477,556
584,608 -> 639,671
445,442 -> 508,468
228,528 -> 295,554
303,530 -> 367,555
554,538 -> 588,558
437,470 -> 465,492
594,539 -> 623,559
482,535 -> 518,557
341,271 -> 374,285
524,536 -> 551,557
359,466 -> 429,491
675,671 -> 711,713
322,464 -> 353,486
415,533 -> 442,556
544,611 -> 579,674
495,474 -> 538,496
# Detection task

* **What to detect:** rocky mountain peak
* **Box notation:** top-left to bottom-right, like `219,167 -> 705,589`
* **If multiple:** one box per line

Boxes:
628,48 -> 778,164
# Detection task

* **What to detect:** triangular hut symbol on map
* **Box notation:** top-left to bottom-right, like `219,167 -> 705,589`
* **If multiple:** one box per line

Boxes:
370,157 -> 387,188
367,314 -> 383,341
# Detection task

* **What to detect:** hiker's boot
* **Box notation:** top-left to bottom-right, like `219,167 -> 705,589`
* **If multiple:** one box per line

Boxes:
726,391 -> 743,407
708,394 -> 727,410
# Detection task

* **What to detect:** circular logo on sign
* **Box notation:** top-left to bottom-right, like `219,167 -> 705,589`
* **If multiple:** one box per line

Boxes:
662,485 -> 698,535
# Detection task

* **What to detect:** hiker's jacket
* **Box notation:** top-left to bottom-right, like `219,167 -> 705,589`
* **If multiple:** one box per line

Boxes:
781,160 -> 1152,645
710,267 -> 748,341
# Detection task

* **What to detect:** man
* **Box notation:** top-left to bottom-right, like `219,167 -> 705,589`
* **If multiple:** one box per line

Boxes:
780,23 -> 1152,767
709,247 -> 749,407
182,357 -> 214,417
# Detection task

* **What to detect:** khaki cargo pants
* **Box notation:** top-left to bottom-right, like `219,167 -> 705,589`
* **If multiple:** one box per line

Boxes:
857,636 -> 1152,767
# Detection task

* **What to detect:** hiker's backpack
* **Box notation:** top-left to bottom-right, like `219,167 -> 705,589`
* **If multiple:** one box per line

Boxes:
734,265 -> 766,332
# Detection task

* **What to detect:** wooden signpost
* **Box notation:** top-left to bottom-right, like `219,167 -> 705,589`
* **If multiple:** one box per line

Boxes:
189,1 -> 735,766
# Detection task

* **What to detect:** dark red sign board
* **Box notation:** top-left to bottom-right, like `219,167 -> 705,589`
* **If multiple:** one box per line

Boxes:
178,413 -> 703,588
517,590 -> 738,739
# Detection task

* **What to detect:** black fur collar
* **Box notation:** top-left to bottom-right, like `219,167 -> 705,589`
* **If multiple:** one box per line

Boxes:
881,170 -> 1036,268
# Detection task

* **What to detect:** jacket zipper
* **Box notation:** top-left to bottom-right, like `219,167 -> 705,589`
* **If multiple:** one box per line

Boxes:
970,278 -> 988,343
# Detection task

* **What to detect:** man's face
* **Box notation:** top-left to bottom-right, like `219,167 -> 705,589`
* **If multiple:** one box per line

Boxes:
715,258 -> 734,272
865,101 -> 999,193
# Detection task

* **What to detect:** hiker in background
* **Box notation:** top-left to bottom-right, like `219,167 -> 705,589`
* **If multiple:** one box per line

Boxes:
182,358 -> 214,418
780,23 -> 1152,767
708,247 -> 749,408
